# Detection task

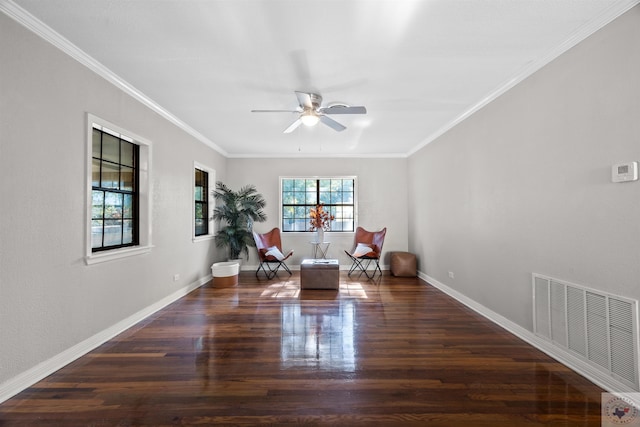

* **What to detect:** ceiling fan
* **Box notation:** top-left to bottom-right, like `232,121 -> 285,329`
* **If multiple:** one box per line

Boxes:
251,91 -> 367,133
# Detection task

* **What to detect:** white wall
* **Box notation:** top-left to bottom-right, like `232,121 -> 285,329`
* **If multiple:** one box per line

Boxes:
408,6 -> 640,331
225,157 -> 408,269
0,14 -> 227,388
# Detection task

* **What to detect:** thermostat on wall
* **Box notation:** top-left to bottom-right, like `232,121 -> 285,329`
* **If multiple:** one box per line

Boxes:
612,161 -> 638,183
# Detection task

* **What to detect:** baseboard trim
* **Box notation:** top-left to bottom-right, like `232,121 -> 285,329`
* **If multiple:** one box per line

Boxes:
419,271 -> 637,393
0,275 -> 211,404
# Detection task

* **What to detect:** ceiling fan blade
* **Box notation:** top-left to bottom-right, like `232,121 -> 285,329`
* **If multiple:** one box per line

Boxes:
319,105 -> 367,115
320,115 -> 346,132
251,109 -> 299,113
283,118 -> 302,134
295,91 -> 313,109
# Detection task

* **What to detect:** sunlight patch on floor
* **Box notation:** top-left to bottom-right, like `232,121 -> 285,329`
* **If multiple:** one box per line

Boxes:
260,281 -> 368,299
339,282 -> 368,299
260,282 -> 300,298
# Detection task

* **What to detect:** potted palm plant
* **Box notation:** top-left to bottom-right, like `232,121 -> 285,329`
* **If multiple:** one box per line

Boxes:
212,182 -> 267,261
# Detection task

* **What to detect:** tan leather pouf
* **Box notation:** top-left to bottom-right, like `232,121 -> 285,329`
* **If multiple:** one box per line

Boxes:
390,252 -> 417,277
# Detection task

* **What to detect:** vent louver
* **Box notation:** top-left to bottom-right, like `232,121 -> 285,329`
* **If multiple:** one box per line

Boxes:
533,274 -> 639,390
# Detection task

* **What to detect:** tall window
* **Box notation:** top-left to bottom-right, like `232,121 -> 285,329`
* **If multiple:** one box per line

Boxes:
91,126 -> 139,251
193,162 -> 215,241
86,114 -> 151,265
281,177 -> 356,232
194,168 -> 209,236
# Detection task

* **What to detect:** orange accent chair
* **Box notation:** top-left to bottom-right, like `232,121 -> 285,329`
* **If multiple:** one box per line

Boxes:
253,228 -> 294,279
344,226 -> 387,279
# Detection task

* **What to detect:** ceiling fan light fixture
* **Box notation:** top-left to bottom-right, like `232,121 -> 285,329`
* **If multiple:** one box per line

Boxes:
300,112 -> 320,127
252,91 -> 366,133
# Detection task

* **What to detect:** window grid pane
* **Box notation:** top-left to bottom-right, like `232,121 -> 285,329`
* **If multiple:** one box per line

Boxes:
91,127 -> 138,252
121,166 -> 134,191
101,133 -> 120,163
281,178 -> 355,232
100,161 -> 119,189
194,168 -> 209,236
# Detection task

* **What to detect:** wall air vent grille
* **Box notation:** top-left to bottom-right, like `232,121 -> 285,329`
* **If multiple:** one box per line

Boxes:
533,274 -> 639,390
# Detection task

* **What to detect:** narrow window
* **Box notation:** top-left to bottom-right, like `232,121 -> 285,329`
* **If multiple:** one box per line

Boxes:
192,162 -> 215,241
281,177 -> 356,232
91,127 -> 139,251
194,168 -> 209,236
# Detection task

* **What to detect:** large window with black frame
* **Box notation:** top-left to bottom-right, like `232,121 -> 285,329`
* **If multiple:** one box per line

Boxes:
91,126 -> 139,251
194,168 -> 209,236
281,177 -> 355,232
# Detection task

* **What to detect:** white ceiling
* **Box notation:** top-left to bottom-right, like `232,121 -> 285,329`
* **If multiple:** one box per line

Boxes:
6,0 -> 638,157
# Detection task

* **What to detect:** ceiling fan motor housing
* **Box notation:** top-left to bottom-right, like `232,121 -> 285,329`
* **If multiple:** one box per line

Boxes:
307,93 -> 322,109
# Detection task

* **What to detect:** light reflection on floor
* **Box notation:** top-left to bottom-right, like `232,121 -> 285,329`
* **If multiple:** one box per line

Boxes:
260,282 -> 369,299
280,300 -> 356,371
255,277 -> 367,371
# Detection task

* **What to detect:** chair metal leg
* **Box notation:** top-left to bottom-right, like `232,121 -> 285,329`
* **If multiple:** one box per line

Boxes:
347,256 -> 381,279
257,260 -> 292,279
257,261 -> 278,279
364,259 -> 382,279
280,262 -> 292,275
347,258 -> 363,276
346,251 -> 365,277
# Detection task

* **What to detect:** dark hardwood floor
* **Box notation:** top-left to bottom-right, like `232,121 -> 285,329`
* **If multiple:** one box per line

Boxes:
0,271 -> 604,426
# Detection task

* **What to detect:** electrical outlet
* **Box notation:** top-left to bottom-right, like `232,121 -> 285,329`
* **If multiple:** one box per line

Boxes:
448,271 -> 454,279
173,274 -> 180,281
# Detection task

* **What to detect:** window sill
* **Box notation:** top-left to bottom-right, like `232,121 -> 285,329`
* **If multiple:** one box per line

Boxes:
193,234 -> 215,243
85,245 -> 154,265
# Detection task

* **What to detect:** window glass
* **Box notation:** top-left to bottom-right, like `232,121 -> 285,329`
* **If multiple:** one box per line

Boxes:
101,133 -> 120,163
92,129 -> 101,157
281,177 -> 356,232
91,126 -> 139,252
121,142 -> 134,167
194,168 -> 209,237
121,166 -> 134,191
100,161 -> 119,189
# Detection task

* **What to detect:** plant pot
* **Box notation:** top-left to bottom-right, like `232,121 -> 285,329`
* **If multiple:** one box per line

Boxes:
228,258 -> 243,267
211,261 -> 240,287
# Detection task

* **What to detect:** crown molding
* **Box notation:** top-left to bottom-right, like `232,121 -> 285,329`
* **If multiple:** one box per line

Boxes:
227,152 -> 408,159
407,0 -> 640,157
0,0 -> 228,157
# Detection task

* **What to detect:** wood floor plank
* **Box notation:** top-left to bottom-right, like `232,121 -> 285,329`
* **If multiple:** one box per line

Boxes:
0,272 -> 605,426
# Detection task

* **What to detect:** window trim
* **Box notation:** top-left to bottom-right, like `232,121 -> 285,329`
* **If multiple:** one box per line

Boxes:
85,114 -> 153,265
279,176 -> 358,233
193,161 -> 216,242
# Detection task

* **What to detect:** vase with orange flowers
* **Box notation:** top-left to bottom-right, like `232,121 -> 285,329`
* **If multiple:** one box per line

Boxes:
309,203 -> 334,243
